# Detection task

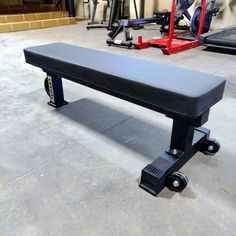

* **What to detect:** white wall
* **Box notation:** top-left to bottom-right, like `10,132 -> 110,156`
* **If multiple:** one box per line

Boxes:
208,0 -> 236,29
0,0 -> 234,29
0,0 -> 49,5
53,0 -> 236,29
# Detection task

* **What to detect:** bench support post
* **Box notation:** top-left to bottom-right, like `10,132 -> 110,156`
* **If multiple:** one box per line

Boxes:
45,74 -> 68,108
170,119 -> 195,152
139,118 -> 210,196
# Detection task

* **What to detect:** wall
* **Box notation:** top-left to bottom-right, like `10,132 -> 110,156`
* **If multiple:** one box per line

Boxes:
0,0 -> 47,5
207,0 -> 236,29
74,0 -> 236,29
0,0 -> 23,5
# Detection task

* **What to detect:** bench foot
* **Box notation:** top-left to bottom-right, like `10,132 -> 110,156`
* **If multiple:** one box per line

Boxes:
44,75 -> 68,108
139,164 -> 189,196
139,124 -> 218,196
47,100 -> 68,108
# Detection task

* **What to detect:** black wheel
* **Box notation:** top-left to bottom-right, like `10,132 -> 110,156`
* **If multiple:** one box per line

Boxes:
166,172 -> 188,192
200,138 -> 220,155
107,31 -> 114,38
44,77 -> 50,97
191,6 -> 201,35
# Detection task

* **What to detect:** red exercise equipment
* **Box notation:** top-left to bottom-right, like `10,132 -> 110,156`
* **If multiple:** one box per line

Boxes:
133,0 -> 207,54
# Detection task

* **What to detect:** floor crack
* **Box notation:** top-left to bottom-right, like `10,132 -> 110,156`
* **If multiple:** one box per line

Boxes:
101,116 -> 133,134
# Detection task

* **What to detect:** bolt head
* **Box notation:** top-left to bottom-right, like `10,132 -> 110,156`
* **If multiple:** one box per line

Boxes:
208,145 -> 214,151
172,149 -> 178,155
173,180 -> 180,187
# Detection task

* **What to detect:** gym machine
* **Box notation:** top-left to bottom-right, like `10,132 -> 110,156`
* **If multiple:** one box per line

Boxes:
86,0 -> 139,30
107,0 -> 139,30
191,0 -> 219,35
106,13 -> 171,48
107,0 -> 219,54
199,25 -> 236,53
86,0 -> 112,29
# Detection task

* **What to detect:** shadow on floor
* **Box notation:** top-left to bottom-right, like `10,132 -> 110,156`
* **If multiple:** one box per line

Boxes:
202,47 -> 236,56
54,98 -> 171,162
52,98 -> 219,200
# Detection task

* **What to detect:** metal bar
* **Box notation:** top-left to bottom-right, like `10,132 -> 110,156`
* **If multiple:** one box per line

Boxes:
197,0 -> 207,37
133,0 -> 139,19
108,0 -> 118,30
65,0 -> 70,12
167,0 -> 176,48
69,0 -> 76,17
170,119 -> 195,152
90,0 -> 98,23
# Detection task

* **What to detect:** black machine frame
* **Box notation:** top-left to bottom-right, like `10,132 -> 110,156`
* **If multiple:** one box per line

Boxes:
107,0 -> 139,30
106,13 -> 171,48
86,0 -> 112,29
199,25 -> 236,53
106,0 -> 220,49
86,0 -> 139,30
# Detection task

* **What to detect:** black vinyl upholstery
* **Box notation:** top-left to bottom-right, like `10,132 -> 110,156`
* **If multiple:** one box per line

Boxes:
24,43 -> 225,119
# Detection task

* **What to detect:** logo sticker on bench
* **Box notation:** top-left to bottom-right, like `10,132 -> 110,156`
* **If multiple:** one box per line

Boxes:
47,75 -> 55,103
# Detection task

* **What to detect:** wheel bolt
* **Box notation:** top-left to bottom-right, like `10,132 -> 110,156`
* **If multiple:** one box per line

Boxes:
172,149 -> 178,155
173,180 -> 180,187
208,145 -> 214,151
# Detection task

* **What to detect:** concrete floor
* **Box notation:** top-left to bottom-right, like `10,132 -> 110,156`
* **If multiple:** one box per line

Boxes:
0,21 -> 236,236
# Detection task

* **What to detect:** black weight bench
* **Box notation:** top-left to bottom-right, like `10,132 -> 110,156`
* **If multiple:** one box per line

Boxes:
24,43 -> 225,196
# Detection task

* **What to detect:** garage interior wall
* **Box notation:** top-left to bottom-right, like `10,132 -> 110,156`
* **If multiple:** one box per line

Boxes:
0,0 -> 23,4
74,0 -> 236,29
0,0 -> 54,5
0,0 -> 235,28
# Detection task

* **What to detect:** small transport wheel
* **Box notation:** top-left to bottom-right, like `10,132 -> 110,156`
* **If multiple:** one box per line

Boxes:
44,77 -> 50,97
166,172 -> 188,192
200,138 -> 220,155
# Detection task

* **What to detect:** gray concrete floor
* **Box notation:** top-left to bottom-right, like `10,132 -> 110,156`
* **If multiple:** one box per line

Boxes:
0,21 -> 236,236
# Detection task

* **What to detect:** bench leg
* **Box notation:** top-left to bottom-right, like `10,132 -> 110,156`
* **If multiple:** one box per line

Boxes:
44,74 -> 68,108
139,119 -> 220,196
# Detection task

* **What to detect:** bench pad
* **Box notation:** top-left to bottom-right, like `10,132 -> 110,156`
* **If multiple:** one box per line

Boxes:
24,43 -> 225,119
